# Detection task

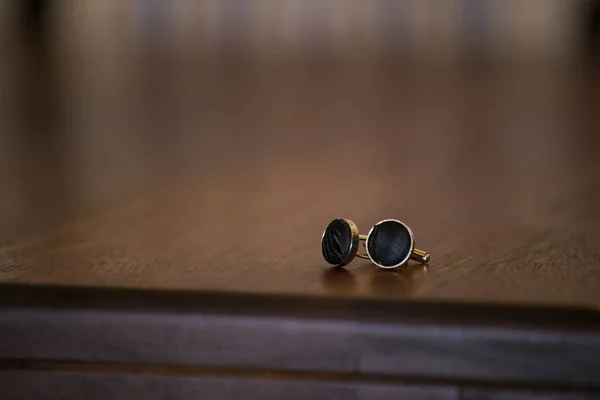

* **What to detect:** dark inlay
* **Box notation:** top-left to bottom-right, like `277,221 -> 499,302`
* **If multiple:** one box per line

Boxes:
321,219 -> 352,266
367,220 -> 412,267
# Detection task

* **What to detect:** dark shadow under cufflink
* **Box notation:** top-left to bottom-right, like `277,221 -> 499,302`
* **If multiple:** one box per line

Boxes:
366,219 -> 431,269
321,218 -> 369,267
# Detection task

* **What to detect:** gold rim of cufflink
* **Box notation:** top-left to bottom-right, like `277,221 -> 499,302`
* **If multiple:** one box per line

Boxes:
365,219 -> 431,269
321,218 -> 369,267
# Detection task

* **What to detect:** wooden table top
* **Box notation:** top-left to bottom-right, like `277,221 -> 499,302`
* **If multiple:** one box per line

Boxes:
1,47 -> 600,308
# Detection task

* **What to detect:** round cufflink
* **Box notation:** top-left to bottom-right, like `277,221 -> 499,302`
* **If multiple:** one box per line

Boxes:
365,219 -> 431,269
321,218 -> 369,267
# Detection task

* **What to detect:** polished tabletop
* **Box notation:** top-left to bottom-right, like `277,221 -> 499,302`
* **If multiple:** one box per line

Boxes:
1,37 -> 600,308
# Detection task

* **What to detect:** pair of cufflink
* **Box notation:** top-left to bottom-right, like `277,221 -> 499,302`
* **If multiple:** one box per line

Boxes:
321,218 -> 430,269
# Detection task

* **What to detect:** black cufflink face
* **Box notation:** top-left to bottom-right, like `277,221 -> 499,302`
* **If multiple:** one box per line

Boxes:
366,219 -> 414,269
321,218 -> 360,267
322,218 -> 430,269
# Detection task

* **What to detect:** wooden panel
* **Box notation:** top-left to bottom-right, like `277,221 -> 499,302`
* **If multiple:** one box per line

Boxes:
2,285 -> 600,387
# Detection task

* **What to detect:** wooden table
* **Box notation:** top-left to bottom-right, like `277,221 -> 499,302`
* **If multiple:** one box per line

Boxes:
1,46 -> 600,399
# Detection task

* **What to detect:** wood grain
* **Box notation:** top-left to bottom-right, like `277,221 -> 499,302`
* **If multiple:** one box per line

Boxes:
1,41 -> 600,307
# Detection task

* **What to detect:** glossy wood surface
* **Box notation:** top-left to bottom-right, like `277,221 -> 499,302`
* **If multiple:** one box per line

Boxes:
1,41 -> 600,307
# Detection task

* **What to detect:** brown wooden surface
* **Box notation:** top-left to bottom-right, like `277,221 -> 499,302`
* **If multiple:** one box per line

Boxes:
1,43 -> 600,306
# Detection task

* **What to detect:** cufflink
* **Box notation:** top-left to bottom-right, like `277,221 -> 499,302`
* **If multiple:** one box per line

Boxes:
365,219 -> 430,269
321,218 -> 369,267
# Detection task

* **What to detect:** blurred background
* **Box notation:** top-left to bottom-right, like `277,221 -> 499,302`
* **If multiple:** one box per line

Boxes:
2,1 -> 595,60
1,1 -> 600,293
2,0 -> 596,57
